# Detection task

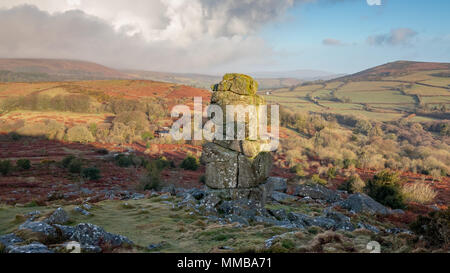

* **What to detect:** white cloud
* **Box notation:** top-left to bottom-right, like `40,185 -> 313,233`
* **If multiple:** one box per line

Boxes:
366,0 -> 381,6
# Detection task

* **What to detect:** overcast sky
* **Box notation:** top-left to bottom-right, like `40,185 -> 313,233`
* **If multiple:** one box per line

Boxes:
0,0 -> 448,74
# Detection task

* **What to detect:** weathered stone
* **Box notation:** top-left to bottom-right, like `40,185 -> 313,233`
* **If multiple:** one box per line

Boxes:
0,233 -> 23,251
271,192 -> 297,203
214,140 -> 265,158
7,242 -> 53,254
252,152 -> 273,182
237,154 -> 257,188
74,206 -> 91,216
212,73 -> 259,95
45,207 -> 69,225
70,223 -> 133,249
201,143 -> 238,189
287,212 -> 311,228
54,224 -> 76,241
201,142 -> 237,164
324,211 -> 355,231
293,184 -> 341,203
205,161 -> 238,189
268,209 -> 289,222
267,177 -> 288,193
17,221 -> 58,243
357,222 -> 380,234
338,193 -> 391,215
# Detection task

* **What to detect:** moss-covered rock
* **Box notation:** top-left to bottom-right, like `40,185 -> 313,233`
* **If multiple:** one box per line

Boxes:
212,73 -> 259,95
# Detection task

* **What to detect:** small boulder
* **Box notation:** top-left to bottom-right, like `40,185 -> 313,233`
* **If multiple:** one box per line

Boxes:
268,209 -> 289,222
54,224 -> 76,241
17,221 -> 58,243
293,184 -> 341,203
271,192 -> 297,203
7,242 -> 53,254
324,211 -> 355,231
338,193 -> 391,215
267,177 -> 288,193
0,233 -> 23,252
70,223 -> 133,249
45,207 -> 70,225
74,206 -> 91,216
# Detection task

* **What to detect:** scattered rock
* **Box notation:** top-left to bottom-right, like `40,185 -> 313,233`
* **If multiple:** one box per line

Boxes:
267,177 -> 288,193
147,242 -> 166,251
6,242 -> 53,254
338,193 -> 391,215
0,233 -> 23,251
26,211 -> 41,221
271,192 -> 297,203
74,206 -> 91,216
268,209 -> 289,222
17,221 -> 58,243
44,207 -> 69,225
160,185 -> 176,195
357,222 -> 380,234
54,224 -> 76,241
324,211 -> 355,231
70,223 -> 133,249
264,232 -> 296,249
293,184 -> 341,203
189,189 -> 206,200
80,188 -> 93,195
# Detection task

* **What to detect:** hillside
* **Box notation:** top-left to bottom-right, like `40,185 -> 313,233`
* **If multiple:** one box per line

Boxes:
123,70 -> 302,90
0,59 -> 130,81
264,61 -> 450,122
337,61 -> 450,82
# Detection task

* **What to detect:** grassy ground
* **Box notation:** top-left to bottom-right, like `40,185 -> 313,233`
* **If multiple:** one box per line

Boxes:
0,195 -> 423,253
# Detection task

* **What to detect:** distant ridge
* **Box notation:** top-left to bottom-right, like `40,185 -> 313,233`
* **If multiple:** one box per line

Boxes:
336,60 -> 450,81
0,58 -> 130,81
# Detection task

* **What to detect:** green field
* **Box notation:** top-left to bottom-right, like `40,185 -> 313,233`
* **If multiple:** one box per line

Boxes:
264,66 -> 450,121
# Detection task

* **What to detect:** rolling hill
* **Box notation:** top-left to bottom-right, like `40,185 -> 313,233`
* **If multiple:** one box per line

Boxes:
264,61 -> 450,122
0,59 -> 130,81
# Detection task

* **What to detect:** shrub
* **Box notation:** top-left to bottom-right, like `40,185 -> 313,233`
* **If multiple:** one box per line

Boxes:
401,182 -> 437,204
114,111 -> 149,131
141,131 -> 155,141
180,156 -> 200,171
96,148 -> 109,155
365,170 -> 405,209
0,160 -> 12,176
62,155 -> 76,168
410,208 -> 450,248
10,132 -> 21,141
68,159 -> 83,174
326,167 -> 337,180
311,174 -> 327,186
16,159 -> 31,170
82,167 -> 101,181
115,154 -> 133,168
154,156 -> 171,171
338,175 -> 365,194
292,164 -> 308,178
66,126 -> 95,143
138,161 -> 162,191
88,123 -> 98,137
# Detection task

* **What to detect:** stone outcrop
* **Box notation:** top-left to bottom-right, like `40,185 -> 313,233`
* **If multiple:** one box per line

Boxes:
201,74 -> 273,200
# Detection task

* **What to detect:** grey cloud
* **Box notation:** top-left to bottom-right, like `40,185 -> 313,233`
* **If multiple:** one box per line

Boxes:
0,5 -> 272,73
367,28 -> 418,46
